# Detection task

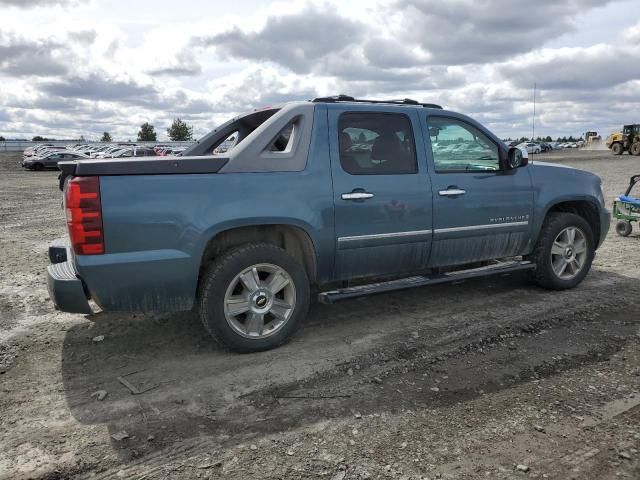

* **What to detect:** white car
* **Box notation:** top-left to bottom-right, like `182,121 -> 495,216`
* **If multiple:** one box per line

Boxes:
516,142 -> 541,154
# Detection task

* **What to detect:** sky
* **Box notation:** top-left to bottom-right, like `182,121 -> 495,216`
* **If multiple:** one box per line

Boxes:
0,0 -> 639,141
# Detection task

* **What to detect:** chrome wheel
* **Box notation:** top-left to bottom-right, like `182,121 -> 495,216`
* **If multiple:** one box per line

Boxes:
223,263 -> 296,339
550,226 -> 588,280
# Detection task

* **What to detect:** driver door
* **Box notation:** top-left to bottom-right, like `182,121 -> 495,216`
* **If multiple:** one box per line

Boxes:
425,114 -> 534,268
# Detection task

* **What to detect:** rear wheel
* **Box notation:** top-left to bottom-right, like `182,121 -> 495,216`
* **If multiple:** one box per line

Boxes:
530,213 -> 594,290
616,220 -> 632,237
198,243 -> 310,352
611,143 -> 624,155
630,142 -> 640,156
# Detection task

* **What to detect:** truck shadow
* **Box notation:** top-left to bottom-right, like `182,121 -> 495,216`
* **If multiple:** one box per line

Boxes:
60,268 -> 640,466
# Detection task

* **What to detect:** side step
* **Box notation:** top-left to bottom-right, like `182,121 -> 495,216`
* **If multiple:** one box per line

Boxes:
317,260 -> 535,304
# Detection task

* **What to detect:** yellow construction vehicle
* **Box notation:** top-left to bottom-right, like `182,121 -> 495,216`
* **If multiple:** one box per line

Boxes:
606,124 -> 640,155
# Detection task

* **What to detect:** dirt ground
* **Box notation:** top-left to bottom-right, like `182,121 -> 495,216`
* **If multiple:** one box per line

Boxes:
0,149 -> 639,480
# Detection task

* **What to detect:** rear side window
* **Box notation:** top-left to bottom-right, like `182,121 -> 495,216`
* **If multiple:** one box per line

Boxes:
268,123 -> 295,152
338,112 -> 417,175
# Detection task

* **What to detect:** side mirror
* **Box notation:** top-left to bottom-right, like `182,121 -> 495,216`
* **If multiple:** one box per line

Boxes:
507,146 -> 528,169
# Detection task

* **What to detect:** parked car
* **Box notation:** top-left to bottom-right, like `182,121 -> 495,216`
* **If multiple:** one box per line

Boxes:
93,146 -> 124,158
566,143 -> 578,148
22,150 -> 88,170
549,142 -> 563,150
48,95 -> 610,352
539,143 -> 552,153
23,145 -> 67,158
517,142 -> 541,154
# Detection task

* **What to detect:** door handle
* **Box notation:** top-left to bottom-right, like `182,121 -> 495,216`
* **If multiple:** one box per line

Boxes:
438,188 -> 466,196
342,191 -> 374,200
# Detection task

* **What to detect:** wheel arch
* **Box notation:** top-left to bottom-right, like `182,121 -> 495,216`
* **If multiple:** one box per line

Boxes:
197,223 -> 318,296
539,199 -> 601,248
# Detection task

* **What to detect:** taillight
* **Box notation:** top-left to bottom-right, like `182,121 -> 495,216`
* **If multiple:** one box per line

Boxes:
65,176 -> 105,255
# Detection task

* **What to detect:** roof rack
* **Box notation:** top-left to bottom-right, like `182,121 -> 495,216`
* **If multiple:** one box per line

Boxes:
311,94 -> 443,109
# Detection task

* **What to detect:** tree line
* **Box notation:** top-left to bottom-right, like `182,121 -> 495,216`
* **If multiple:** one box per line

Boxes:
4,118 -> 195,143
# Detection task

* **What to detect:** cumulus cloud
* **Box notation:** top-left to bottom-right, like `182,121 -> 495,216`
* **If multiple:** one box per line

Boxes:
68,29 -> 97,44
499,44 -> 640,90
0,33 -> 69,76
0,0 -> 84,7
0,0 -> 638,141
391,0 -> 616,65
147,51 -> 202,77
39,73 -> 157,101
191,6 -> 364,74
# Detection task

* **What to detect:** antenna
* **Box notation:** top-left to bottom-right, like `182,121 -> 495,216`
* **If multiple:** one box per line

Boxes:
531,82 -> 536,141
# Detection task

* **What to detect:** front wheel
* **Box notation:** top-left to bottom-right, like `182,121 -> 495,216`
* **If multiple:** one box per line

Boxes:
611,143 -> 624,155
198,243 -> 310,352
530,213 -> 594,290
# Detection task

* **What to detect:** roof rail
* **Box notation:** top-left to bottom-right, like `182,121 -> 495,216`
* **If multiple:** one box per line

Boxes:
311,94 -> 443,109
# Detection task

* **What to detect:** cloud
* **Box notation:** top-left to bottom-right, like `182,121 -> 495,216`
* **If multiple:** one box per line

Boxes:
1,0 -> 638,141
39,73 -> 157,102
147,51 -> 202,77
363,39 -> 426,69
191,6 -> 363,74
0,0 -> 84,7
68,29 -> 97,44
499,44 -> 640,90
0,33 -> 68,76
393,0 -> 615,64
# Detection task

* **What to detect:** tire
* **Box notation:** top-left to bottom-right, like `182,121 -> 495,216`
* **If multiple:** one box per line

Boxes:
611,143 -> 624,155
33,163 -> 44,171
198,243 -> 310,353
616,220 -> 632,237
631,142 -> 640,156
530,212 -> 595,290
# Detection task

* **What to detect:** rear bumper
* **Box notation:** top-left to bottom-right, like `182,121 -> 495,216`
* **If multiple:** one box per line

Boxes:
47,243 -> 92,314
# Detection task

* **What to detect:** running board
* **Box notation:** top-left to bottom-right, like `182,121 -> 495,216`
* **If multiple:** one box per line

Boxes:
317,260 -> 535,304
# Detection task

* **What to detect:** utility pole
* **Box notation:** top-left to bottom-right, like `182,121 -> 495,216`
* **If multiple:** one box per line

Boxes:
532,82 -> 536,141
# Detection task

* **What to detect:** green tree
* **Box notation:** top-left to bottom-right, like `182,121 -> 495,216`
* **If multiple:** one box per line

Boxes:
101,132 -> 112,142
545,135 -> 552,142
166,118 -> 194,141
0,135 -> 5,141
138,122 -> 157,141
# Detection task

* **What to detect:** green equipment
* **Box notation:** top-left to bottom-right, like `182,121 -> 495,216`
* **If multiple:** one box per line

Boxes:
613,174 -> 640,236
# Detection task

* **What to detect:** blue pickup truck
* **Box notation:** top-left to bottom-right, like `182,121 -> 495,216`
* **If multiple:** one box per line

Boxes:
48,96 -> 610,352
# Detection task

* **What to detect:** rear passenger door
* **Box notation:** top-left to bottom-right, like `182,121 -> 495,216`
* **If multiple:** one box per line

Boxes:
424,114 -> 534,267
329,107 -> 433,280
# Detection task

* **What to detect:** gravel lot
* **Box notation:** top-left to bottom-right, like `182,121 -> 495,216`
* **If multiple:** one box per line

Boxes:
0,149 -> 639,479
